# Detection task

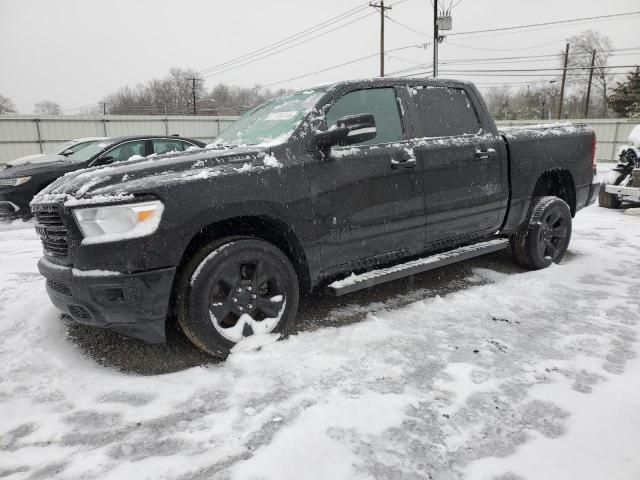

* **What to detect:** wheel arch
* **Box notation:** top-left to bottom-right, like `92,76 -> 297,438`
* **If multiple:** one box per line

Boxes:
532,169 -> 577,216
176,214 -> 311,293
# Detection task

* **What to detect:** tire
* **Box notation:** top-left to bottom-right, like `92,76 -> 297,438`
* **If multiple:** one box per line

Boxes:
511,196 -> 572,270
598,186 -> 622,209
175,237 -> 299,358
598,170 -> 625,209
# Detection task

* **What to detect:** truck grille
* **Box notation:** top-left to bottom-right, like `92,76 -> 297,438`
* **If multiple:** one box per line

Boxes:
34,209 -> 69,259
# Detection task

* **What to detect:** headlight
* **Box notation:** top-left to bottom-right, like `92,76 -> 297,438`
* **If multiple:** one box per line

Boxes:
0,176 -> 31,186
72,200 -> 164,245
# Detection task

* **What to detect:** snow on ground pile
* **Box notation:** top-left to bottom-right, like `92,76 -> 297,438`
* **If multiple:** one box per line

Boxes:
0,204 -> 639,479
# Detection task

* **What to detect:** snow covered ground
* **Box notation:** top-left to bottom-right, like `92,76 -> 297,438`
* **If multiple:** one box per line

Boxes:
1,201 -> 640,479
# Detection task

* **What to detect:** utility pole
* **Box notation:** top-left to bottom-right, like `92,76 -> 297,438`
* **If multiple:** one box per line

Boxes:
191,77 -> 197,116
584,49 -> 596,118
370,1 -> 392,77
557,42 -> 570,119
433,0 -> 438,78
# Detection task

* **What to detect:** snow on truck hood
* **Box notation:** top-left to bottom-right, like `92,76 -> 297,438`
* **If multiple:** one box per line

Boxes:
31,146 -> 283,207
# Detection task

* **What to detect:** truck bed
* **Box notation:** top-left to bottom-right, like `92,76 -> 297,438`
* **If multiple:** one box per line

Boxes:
498,123 -> 596,232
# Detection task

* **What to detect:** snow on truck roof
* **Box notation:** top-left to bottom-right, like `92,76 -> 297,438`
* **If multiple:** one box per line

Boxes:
306,77 -> 474,92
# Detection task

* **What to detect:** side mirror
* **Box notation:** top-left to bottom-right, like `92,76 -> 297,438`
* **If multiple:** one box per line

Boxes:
90,156 -> 114,167
61,149 -> 75,156
315,113 -> 377,149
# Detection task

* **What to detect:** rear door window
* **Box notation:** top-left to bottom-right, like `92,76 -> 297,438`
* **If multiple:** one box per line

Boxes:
409,86 -> 482,138
153,139 -> 185,155
105,140 -> 147,162
180,140 -> 200,150
326,88 -> 403,146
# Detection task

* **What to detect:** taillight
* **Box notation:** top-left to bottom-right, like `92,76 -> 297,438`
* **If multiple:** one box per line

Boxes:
592,133 -> 597,173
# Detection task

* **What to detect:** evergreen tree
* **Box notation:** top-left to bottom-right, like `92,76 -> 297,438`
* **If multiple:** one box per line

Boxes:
608,68 -> 640,118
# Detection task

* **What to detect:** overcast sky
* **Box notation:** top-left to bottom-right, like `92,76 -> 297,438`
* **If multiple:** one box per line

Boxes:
1,0 -> 638,113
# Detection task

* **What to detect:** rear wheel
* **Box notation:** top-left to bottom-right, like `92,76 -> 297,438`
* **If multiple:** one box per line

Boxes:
176,237 -> 299,358
511,196 -> 572,270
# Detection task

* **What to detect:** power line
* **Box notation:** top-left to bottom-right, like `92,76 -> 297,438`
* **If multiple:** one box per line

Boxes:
259,45 -> 639,90
200,10 -> 377,79
446,39 -> 565,52
198,0 -> 410,79
382,11 -> 640,46
385,14 -> 428,37
439,64 -> 640,73
259,43 -> 426,89
448,11 -> 640,37
385,47 -> 640,76
436,71 -> 632,77
197,2 -> 371,76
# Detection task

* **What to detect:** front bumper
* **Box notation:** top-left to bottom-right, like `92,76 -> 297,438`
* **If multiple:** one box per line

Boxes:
38,257 -> 176,343
0,187 -> 33,220
605,184 -> 640,202
0,200 -> 22,220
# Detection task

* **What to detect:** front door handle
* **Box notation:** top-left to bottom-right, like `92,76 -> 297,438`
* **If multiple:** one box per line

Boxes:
475,148 -> 497,159
391,148 -> 417,169
391,158 -> 416,169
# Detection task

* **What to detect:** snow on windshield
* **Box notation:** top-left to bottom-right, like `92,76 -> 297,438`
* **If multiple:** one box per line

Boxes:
211,90 -> 325,147
65,141 -> 113,162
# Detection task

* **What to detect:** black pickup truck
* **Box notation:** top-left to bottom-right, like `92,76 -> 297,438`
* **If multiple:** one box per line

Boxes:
31,78 -> 599,357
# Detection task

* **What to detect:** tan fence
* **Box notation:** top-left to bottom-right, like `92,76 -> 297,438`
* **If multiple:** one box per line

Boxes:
0,114 -> 636,164
0,114 -> 238,164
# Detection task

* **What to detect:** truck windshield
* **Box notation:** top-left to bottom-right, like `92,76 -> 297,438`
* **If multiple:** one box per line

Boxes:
211,89 -> 325,147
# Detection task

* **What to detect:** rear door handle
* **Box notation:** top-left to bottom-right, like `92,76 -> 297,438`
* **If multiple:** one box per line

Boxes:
475,148 -> 496,159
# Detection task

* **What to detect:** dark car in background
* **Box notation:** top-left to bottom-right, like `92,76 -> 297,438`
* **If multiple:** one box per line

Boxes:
2,137 -> 107,169
0,135 -> 205,220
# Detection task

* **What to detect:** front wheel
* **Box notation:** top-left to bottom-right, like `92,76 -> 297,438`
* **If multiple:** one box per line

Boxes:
176,237 -> 299,358
511,196 -> 572,270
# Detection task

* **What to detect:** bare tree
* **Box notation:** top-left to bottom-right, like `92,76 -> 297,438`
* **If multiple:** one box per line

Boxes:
484,82 -> 566,121
0,94 -> 17,114
565,30 -> 614,117
105,67 -> 206,115
484,87 -> 512,120
206,83 -> 290,115
102,68 -> 290,116
34,100 -> 62,115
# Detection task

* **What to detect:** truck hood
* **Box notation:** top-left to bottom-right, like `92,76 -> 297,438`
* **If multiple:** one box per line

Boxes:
32,146 -> 278,206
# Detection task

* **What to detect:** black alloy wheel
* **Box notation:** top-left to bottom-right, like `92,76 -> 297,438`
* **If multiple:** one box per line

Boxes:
511,196 -> 573,270
176,237 -> 299,358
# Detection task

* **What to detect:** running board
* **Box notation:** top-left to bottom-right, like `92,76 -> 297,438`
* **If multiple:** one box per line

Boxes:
326,238 -> 510,296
